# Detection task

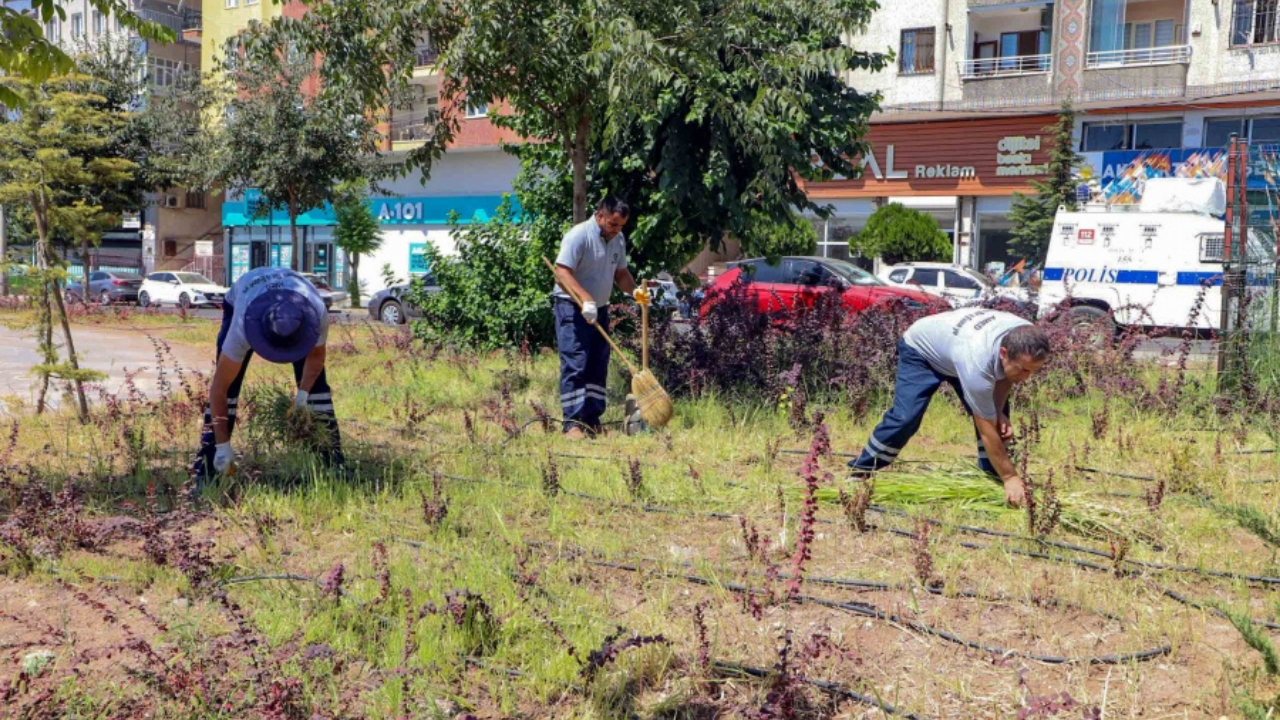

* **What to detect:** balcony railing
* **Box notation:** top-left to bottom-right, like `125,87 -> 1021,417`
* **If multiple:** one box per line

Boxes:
136,8 -> 202,33
414,43 -> 439,68
1086,44 -> 1191,68
390,110 -> 440,142
959,54 -> 1051,79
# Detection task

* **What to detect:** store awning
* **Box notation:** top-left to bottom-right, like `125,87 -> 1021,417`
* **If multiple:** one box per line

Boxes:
222,192 -> 521,228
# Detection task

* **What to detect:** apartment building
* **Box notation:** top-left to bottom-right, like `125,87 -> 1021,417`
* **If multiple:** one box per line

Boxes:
36,0 -> 220,276
804,0 -> 1280,274
206,2 -> 521,294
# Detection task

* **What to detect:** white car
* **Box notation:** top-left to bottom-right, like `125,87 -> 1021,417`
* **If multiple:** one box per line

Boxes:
878,262 -> 1031,309
138,271 -> 229,309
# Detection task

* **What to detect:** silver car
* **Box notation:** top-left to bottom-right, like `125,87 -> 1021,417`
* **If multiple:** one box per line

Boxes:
301,274 -> 348,311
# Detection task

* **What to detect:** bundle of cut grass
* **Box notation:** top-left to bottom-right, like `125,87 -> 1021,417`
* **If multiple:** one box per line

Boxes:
242,385 -> 328,449
812,467 -> 1134,542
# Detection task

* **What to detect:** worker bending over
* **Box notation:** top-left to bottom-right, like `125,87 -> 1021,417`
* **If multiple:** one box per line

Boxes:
194,266 -> 343,480
551,196 -> 644,439
850,308 -> 1051,507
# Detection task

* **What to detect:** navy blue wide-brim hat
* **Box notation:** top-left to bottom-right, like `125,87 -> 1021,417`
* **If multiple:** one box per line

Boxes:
244,289 -> 322,364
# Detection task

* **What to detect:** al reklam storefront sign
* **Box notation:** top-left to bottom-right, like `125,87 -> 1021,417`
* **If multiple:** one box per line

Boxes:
805,115 -> 1054,198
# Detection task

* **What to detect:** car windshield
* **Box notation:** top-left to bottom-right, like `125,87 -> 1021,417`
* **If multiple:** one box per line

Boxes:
956,268 -> 994,288
174,273 -> 214,285
822,259 -> 883,287
112,273 -> 142,281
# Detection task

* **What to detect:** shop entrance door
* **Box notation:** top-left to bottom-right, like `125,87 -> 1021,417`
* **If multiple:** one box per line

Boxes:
250,241 -> 268,269
307,243 -> 335,285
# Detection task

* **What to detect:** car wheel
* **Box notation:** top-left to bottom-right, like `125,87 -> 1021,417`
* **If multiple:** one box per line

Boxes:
139,291 -> 152,308
99,291 -> 113,306
178,293 -> 191,309
64,291 -> 81,305
1066,305 -> 1114,345
380,300 -> 405,325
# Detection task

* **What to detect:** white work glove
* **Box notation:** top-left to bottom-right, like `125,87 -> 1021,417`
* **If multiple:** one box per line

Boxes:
293,389 -> 309,410
581,301 -> 598,325
213,442 -> 236,474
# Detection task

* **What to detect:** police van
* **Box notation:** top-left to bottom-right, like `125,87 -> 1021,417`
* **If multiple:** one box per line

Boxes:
1037,178 -> 1250,331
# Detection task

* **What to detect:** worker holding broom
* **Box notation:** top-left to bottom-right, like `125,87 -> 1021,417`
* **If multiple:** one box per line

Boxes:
193,266 -> 343,481
551,196 -> 645,439
850,308 -> 1051,508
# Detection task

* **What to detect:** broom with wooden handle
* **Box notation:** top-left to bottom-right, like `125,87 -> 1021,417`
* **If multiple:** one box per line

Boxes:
542,257 -> 673,428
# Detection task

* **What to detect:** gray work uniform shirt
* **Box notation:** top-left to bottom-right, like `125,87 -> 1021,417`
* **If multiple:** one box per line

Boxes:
551,218 -> 628,305
221,267 -> 330,363
902,308 -> 1029,420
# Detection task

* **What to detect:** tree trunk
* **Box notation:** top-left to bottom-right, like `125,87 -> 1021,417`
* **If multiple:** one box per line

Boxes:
570,115 -> 590,223
32,200 -> 52,414
81,238 -> 91,297
289,191 -> 301,272
48,249 -> 90,421
349,252 -> 360,306
0,204 -> 8,297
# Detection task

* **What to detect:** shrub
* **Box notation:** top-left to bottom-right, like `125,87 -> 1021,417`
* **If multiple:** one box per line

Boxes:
849,203 -> 951,266
410,196 -> 558,349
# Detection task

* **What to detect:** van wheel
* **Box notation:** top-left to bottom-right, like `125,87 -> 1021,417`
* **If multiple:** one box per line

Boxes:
1066,305 -> 1114,345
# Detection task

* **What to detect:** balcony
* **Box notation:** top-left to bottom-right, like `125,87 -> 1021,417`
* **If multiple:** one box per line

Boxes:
414,43 -> 439,68
390,110 -> 440,148
960,54 -> 1051,79
1086,43 -> 1190,67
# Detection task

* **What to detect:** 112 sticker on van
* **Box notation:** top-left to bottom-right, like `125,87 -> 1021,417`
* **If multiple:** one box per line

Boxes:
1077,229 -> 1095,245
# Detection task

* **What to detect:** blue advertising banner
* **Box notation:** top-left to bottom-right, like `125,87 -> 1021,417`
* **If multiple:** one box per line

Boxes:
1079,145 -> 1280,206
409,243 -> 430,274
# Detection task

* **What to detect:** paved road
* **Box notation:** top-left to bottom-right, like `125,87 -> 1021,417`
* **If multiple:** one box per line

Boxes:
0,323 -> 211,411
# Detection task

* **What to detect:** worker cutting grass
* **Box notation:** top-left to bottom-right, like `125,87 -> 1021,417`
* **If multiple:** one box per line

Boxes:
850,308 -> 1051,508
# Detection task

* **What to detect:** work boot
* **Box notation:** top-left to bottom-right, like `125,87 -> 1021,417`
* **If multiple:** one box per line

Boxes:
565,426 -> 587,441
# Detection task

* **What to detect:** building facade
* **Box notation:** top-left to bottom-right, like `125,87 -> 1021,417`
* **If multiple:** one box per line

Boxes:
204,2 -> 522,296
805,0 -> 1280,274
37,0 -> 220,276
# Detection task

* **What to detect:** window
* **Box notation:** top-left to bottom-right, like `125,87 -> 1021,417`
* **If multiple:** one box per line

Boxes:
226,0 -> 239,7
185,191 -> 206,210
900,28 -> 936,74
164,242 -> 178,258
148,58 -> 187,89
736,260 -> 788,284
1082,121 -> 1183,151
92,11 -> 103,35
909,268 -> 940,288
1252,117 -> 1280,143
1200,234 -> 1226,263
1205,117 -> 1247,147
944,271 -> 981,290
71,13 -> 83,39
1203,116 -> 1280,146
787,260 -> 837,287
889,269 -> 909,283
90,272 -> 106,282
246,0 -> 259,4
465,102 -> 488,118
1082,123 -> 1127,151
1132,121 -> 1182,150
1233,0 -> 1279,46
44,19 -> 59,41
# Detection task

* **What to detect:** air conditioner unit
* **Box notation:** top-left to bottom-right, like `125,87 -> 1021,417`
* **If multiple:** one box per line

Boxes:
163,195 -> 180,208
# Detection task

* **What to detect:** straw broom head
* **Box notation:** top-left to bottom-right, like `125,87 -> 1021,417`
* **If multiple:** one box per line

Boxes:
632,369 -> 673,428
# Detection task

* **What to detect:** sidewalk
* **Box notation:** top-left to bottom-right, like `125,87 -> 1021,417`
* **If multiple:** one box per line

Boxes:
0,323 -> 211,411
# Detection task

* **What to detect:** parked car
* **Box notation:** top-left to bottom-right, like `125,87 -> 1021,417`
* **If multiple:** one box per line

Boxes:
878,262 -> 1033,312
65,271 -> 143,305
301,273 -> 348,311
367,274 -> 440,325
704,256 -> 939,316
138,271 -> 229,309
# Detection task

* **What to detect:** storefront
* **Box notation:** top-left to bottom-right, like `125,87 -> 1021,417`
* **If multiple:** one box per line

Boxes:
803,114 -> 1056,274
221,192 -> 518,293
220,147 -> 523,295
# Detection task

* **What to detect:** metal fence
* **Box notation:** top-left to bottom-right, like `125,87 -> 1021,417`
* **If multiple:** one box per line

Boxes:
1219,138 -> 1280,380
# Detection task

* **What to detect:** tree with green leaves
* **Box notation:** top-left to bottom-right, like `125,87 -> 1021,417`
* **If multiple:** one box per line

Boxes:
1008,100 -> 1083,265
209,32 -> 383,271
851,203 -> 951,266
0,74 -> 134,418
0,1 -> 172,107
261,0 -> 885,273
333,181 -> 382,306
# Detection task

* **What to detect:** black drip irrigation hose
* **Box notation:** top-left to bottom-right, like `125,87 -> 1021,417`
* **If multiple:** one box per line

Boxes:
712,661 -> 935,720
558,550 -> 1170,666
437,469 -> 1280,587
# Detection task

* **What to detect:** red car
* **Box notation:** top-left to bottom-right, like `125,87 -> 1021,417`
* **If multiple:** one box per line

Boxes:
704,256 -> 940,315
